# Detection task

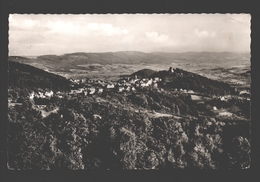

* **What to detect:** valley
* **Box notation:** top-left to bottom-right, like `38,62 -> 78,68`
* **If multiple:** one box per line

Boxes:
10,51 -> 250,85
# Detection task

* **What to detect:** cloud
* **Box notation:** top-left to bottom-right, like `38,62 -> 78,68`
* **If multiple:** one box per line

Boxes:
8,14 -> 251,55
85,23 -> 129,36
9,18 -> 40,30
145,31 -> 169,43
46,21 -> 81,34
44,21 -> 129,37
193,28 -> 216,38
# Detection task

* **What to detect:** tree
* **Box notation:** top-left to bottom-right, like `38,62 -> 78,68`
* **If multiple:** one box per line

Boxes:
144,150 -> 159,169
228,136 -> 250,169
118,127 -> 137,169
187,139 -> 216,169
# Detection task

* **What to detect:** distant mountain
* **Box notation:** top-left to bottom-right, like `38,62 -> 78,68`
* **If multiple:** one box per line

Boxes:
9,56 -> 34,64
9,51 -> 250,73
8,61 -> 70,92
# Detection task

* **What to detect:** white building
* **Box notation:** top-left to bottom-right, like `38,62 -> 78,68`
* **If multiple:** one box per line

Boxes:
81,78 -> 87,83
154,77 -> 160,82
140,83 -> 148,87
70,90 -> 77,94
118,87 -> 124,92
129,79 -> 136,84
45,91 -> 54,97
38,92 -> 46,98
106,84 -> 115,89
29,92 -> 35,100
153,83 -> 158,88
88,88 -> 96,95
124,82 -> 131,86
147,79 -> 153,85
70,89 -> 82,94
239,90 -> 250,96
188,90 -> 195,94
125,86 -> 131,91
77,88 -> 84,93
220,97 -> 227,101
131,87 -> 136,91
98,88 -> 103,93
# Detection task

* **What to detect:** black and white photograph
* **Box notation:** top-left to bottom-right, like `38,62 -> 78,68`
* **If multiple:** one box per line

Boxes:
7,14 -> 251,170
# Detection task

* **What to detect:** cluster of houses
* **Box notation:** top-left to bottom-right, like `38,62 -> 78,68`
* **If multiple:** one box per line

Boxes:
216,94 -> 250,102
133,77 -> 160,88
68,68 -> 197,96
70,78 -> 106,86
28,90 -> 55,99
69,75 -> 250,102
8,98 -> 23,107
70,87 -> 103,95
239,90 -> 250,97
215,95 -> 232,102
27,76 -> 160,99
173,88 -> 195,94
68,67 -> 190,96
28,90 -> 66,101
68,75 -> 164,96
69,78 -> 85,84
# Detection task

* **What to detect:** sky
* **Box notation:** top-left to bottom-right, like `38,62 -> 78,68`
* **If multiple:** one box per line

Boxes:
9,14 -> 251,56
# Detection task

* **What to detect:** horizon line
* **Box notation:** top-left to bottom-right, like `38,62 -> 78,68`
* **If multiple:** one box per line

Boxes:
9,50 -> 250,57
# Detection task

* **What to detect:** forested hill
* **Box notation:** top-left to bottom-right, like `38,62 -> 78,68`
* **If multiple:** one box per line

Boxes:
8,61 -> 70,92
130,69 -> 157,79
131,67 -> 235,96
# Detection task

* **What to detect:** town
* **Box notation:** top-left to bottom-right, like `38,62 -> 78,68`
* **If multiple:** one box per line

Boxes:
8,67 -> 250,120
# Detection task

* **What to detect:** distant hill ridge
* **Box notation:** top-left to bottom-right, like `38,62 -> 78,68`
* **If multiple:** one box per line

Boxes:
9,51 -> 250,73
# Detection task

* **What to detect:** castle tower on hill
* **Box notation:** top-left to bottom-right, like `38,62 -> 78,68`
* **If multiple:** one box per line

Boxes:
169,67 -> 174,73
